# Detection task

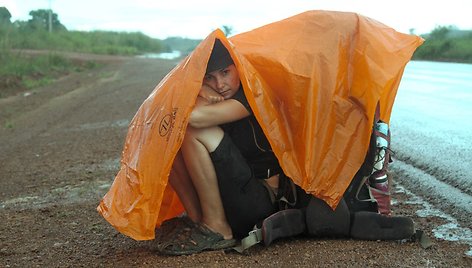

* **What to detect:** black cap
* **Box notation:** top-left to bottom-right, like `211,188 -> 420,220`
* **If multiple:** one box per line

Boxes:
206,39 -> 234,74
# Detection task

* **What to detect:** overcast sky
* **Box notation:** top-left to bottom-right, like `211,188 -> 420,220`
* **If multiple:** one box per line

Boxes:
2,0 -> 471,39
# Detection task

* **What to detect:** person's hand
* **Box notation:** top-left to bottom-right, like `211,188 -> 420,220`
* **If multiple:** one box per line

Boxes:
199,85 -> 224,104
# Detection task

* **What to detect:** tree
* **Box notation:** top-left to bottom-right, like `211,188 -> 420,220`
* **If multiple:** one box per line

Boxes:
222,25 -> 233,37
27,9 -> 66,31
0,6 -> 13,48
429,26 -> 451,40
0,6 -> 12,24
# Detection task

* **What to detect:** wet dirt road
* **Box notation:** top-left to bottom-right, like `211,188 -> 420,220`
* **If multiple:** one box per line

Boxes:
1,55 -> 471,267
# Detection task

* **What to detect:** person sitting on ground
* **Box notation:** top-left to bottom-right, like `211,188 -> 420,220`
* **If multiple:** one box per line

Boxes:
157,39 -> 294,255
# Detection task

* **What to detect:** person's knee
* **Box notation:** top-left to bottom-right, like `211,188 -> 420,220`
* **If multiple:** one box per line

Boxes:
184,125 -> 224,152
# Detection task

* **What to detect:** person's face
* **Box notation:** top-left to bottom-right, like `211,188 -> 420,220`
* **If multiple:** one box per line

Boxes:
203,64 -> 240,99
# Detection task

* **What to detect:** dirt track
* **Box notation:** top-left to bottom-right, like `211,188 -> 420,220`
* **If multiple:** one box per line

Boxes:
1,55 -> 471,267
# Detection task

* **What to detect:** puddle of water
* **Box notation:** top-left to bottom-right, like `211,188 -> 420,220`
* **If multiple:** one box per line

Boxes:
391,160 -> 472,214
0,158 -> 119,210
0,180 -> 112,209
137,51 -> 181,60
65,158 -> 120,174
56,119 -> 130,133
70,119 -> 130,131
397,184 -> 472,256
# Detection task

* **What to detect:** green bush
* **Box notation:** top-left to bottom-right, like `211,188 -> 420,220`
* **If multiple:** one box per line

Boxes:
1,24 -> 164,56
0,18 -> 167,56
413,26 -> 472,63
0,50 -> 92,94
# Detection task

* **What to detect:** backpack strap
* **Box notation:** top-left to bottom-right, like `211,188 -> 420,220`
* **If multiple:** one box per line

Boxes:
232,227 -> 263,253
233,175 -> 303,253
232,209 -> 306,253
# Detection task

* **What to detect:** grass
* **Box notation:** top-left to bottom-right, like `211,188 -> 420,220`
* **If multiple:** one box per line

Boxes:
98,71 -> 115,79
0,50 -> 98,98
23,77 -> 54,89
4,120 -> 13,129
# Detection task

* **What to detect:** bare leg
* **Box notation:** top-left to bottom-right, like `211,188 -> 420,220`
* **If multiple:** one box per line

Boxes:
181,125 -> 233,239
168,150 -> 202,222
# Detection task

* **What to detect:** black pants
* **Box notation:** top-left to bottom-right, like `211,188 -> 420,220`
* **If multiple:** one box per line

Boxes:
210,133 -> 276,239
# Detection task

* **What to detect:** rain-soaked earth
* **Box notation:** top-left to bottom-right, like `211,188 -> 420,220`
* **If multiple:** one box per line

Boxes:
0,52 -> 471,267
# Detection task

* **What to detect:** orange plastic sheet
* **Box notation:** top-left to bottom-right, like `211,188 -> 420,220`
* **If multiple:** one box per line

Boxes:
97,10 -> 424,240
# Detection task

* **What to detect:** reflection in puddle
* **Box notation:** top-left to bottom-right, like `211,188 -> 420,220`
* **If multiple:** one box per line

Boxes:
397,185 -> 472,256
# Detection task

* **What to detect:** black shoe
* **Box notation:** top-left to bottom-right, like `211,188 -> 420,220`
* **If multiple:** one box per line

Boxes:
350,211 -> 415,240
305,197 -> 351,237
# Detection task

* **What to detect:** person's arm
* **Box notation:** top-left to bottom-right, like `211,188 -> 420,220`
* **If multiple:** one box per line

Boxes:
189,95 -> 250,128
198,84 -> 225,104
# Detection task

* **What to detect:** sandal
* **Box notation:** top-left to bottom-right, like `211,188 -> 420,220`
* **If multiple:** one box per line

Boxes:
155,215 -> 193,243
158,222 -> 236,255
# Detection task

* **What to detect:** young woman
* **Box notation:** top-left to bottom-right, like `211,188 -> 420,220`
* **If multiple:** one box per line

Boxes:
158,39 -> 287,255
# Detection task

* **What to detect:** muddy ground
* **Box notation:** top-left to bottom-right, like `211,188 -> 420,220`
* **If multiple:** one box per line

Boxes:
1,54 -> 471,267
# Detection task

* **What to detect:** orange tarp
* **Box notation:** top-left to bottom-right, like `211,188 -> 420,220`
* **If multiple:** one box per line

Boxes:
97,10 -> 423,240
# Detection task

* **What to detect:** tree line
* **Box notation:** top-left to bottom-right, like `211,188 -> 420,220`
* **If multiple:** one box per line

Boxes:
1,6 -> 471,61
1,6 -> 470,100
0,7 -> 165,55
413,26 -> 472,63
